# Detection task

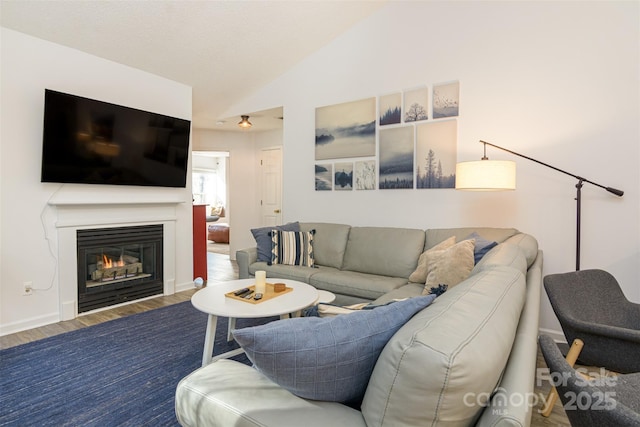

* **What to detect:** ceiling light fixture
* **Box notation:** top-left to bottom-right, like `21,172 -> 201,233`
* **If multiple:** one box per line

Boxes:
238,115 -> 252,129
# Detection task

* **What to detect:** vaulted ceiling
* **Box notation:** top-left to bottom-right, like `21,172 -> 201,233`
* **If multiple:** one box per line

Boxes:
0,0 -> 385,131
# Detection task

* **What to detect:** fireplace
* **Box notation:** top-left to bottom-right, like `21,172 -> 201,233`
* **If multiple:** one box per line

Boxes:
77,225 -> 164,313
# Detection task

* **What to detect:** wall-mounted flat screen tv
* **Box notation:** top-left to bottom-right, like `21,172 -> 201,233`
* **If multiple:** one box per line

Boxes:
41,89 -> 191,188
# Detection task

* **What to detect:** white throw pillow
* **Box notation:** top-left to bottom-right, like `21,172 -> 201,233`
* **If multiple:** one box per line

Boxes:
408,236 -> 456,283
422,239 -> 475,293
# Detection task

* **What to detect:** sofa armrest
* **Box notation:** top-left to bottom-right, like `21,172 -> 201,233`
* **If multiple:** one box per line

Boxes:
476,250 -> 543,427
176,360 -> 366,427
236,247 -> 257,279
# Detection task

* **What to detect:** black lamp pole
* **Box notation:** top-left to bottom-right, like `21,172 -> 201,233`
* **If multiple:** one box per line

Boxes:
479,140 -> 624,271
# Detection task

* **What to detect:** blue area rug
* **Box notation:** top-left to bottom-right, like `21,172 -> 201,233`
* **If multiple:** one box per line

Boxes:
0,301 -> 274,426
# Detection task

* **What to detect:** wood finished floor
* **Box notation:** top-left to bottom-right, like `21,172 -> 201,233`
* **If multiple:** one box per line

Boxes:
0,252 -> 237,350
1,252 -> 570,426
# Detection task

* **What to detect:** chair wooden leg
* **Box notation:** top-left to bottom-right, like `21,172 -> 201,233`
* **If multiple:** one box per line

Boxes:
541,338 -> 584,417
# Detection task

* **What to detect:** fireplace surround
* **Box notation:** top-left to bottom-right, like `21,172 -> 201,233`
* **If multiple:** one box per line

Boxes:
50,196 -> 182,321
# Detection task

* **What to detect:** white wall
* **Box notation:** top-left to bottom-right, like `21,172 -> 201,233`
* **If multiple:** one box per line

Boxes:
223,1 -> 640,336
0,28 -> 193,334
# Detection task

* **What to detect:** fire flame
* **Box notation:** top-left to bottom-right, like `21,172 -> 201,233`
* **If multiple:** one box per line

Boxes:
102,254 -> 124,268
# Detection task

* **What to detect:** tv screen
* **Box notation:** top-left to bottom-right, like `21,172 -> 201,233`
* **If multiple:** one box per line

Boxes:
41,89 -> 191,188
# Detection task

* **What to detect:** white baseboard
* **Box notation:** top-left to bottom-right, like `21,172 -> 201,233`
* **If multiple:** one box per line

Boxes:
538,327 -> 566,343
175,280 -> 197,293
0,312 -> 60,337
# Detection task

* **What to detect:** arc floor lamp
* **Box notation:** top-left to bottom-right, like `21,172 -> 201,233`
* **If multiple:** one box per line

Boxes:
455,140 -> 624,271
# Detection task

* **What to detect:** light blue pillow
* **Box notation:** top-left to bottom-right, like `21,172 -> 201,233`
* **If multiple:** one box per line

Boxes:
232,295 -> 437,404
250,222 -> 300,262
465,232 -> 498,264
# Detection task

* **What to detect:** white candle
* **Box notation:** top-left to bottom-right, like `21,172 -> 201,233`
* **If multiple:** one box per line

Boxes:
255,270 -> 266,294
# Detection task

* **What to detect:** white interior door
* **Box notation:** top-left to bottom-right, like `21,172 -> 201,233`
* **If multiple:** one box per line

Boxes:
260,147 -> 282,226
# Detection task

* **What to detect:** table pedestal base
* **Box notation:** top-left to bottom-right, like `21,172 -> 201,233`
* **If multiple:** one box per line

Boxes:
202,313 -> 293,366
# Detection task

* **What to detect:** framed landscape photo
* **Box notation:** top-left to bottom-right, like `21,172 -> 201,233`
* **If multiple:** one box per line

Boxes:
379,126 -> 414,189
315,163 -> 333,191
433,81 -> 460,118
416,120 -> 457,189
315,97 -> 376,160
334,162 -> 353,190
379,93 -> 401,126
403,87 -> 429,123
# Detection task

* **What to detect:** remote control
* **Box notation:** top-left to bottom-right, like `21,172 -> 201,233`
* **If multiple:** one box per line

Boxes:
243,291 -> 254,299
254,293 -> 263,300
233,287 -> 250,296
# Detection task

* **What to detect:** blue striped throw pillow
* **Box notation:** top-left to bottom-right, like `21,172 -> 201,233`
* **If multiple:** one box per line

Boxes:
269,229 -> 315,267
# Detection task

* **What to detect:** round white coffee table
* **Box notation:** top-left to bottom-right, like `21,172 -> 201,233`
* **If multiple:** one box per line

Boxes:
191,278 -> 318,366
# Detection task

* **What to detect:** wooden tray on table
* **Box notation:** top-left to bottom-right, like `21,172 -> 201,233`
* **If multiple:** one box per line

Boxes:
225,282 -> 292,304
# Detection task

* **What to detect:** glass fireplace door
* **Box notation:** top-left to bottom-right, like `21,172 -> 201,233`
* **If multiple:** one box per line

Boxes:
77,225 -> 163,313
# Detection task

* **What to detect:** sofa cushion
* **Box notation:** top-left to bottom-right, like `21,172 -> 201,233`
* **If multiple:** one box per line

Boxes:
408,236 -> 456,283
372,282 -> 425,305
251,222 -> 300,262
341,227 -> 425,278
249,263 -> 335,283
423,239 -> 475,292
175,359 -> 367,427
361,265 -> 526,426
309,270 -> 408,301
232,295 -> 437,405
299,223 -> 351,269
270,229 -> 315,267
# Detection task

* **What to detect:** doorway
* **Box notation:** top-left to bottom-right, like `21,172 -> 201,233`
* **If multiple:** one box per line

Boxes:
192,151 -> 230,256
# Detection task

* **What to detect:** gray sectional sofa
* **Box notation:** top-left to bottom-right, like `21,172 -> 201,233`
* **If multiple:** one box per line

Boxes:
176,224 -> 543,426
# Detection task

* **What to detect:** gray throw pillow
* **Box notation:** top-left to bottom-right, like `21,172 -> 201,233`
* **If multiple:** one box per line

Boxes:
232,295 -> 437,404
250,222 -> 300,262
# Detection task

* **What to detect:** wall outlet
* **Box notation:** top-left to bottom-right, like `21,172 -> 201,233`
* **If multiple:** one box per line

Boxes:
23,281 -> 33,296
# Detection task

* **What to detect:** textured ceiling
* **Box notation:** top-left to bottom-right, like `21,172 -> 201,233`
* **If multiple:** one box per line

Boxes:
0,0 -> 385,130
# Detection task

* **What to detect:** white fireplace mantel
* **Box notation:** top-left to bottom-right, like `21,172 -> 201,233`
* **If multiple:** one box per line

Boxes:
50,200 -> 184,228
53,200 -> 180,320
48,198 -> 185,206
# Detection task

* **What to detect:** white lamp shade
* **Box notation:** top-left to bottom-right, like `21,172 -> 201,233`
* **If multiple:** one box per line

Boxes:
455,160 -> 516,191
